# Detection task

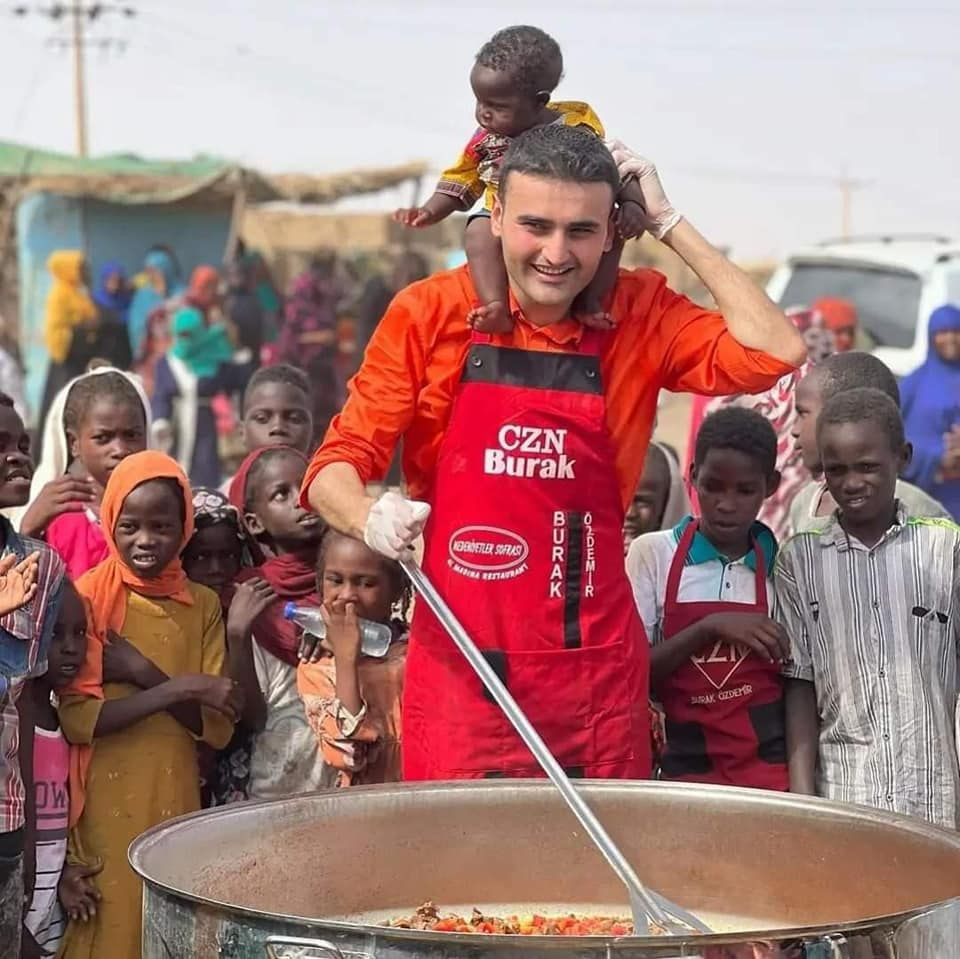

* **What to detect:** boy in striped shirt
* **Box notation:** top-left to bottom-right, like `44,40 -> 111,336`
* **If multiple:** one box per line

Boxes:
0,393 -> 65,956
776,388 -> 960,827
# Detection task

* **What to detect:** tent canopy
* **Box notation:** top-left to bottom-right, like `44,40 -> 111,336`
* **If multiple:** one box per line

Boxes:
0,140 -> 427,205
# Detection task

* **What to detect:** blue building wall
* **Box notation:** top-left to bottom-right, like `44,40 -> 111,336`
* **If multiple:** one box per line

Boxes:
17,192 -> 231,424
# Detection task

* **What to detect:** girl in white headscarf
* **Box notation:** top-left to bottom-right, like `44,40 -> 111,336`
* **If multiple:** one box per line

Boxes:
18,366 -> 153,580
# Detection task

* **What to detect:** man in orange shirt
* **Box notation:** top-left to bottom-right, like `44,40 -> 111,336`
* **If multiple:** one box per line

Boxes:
303,125 -> 805,782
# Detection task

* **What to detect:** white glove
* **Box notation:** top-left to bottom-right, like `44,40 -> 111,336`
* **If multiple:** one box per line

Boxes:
605,139 -> 683,240
363,490 -> 431,560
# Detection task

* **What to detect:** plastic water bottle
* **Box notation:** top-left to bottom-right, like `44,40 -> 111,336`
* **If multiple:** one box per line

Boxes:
282,602 -> 393,658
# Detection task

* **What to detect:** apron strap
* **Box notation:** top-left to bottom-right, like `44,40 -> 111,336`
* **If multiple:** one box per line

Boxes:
664,520 -> 699,614
664,519 -> 769,613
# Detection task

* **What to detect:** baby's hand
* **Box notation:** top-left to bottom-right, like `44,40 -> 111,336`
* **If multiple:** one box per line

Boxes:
393,207 -> 436,228
616,199 -> 647,240
467,301 -> 513,334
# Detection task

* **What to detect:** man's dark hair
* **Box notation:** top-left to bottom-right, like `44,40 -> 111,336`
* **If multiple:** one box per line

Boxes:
814,351 -> 900,405
63,372 -> 145,437
475,25 -> 563,98
499,125 -> 619,202
694,407 -> 778,475
243,363 -> 312,416
817,387 -> 905,451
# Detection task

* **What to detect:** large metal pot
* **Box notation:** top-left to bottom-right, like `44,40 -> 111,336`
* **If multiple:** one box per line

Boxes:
130,780 -> 960,958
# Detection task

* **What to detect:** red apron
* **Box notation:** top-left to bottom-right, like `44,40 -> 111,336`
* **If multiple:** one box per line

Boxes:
403,327 -> 650,780
657,520 -> 787,790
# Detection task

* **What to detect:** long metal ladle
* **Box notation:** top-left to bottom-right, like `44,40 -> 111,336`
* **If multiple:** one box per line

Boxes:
402,558 -> 711,937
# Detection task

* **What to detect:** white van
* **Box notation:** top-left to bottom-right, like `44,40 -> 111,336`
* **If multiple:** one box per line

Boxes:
765,235 -> 960,376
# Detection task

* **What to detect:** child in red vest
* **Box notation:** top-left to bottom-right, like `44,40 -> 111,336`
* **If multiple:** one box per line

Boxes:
626,408 -> 790,789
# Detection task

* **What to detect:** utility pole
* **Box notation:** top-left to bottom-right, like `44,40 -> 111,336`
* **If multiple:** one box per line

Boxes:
71,1 -> 87,156
11,4 -> 136,158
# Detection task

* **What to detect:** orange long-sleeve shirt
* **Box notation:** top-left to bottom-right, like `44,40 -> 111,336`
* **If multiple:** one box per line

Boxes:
304,266 -> 794,512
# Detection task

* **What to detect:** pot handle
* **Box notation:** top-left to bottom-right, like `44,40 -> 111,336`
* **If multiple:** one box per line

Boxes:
264,936 -> 347,959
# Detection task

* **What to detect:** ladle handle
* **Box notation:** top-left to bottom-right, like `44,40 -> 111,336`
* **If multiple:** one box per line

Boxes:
402,559 -> 668,931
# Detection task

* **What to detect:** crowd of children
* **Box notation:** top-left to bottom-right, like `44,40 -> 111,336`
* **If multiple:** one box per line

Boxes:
627,348 -> 960,834
0,361 -> 408,957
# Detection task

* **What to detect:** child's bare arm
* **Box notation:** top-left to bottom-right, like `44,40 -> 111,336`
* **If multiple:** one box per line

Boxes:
618,176 -> 646,208
102,631 -> 209,736
616,178 -> 648,240
394,192 -> 463,228
324,602 -> 363,717
650,613 -> 787,688
89,675 -> 238,738
226,580 -> 273,733
785,678 -> 818,794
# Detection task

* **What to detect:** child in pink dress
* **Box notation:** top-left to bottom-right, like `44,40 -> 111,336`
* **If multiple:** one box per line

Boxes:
21,582 -> 100,958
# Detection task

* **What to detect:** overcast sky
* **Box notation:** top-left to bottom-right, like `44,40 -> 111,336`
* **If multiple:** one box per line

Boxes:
2,0 -> 957,259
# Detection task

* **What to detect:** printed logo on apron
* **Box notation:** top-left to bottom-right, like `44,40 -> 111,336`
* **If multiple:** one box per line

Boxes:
448,526 -> 530,581
690,641 -> 748,691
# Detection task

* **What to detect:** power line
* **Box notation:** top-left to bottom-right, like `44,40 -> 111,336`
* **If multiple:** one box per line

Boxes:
9,2 -> 137,156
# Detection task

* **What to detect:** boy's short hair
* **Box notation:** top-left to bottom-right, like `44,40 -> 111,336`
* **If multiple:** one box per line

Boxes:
242,364 -> 312,416
476,25 -> 563,98
694,407 -> 778,475
500,125 -> 619,202
814,352 -> 900,405
817,387 -> 905,451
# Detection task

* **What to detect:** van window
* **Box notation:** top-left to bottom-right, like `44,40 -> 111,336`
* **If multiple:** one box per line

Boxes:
778,262 -> 921,349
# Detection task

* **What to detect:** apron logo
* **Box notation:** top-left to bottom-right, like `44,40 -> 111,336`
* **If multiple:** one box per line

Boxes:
448,526 -> 530,581
690,641 -> 747,690
484,425 -> 576,480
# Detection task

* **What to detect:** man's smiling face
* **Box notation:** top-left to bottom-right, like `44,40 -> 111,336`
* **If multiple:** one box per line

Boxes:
491,171 -> 615,323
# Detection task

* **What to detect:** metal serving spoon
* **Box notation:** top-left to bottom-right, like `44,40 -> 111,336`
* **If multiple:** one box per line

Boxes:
402,559 -> 711,937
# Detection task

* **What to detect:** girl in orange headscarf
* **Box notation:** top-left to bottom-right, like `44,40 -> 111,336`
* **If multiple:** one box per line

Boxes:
57,451 -> 239,959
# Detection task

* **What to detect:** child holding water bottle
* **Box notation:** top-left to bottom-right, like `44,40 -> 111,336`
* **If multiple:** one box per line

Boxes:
297,530 -> 410,787
228,446 -> 329,798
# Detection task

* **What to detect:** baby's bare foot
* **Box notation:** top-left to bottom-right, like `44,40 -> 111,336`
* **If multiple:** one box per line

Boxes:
467,301 -> 514,333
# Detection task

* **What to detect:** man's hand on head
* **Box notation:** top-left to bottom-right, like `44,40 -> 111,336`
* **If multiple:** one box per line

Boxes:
606,140 -> 682,241
364,490 -> 431,560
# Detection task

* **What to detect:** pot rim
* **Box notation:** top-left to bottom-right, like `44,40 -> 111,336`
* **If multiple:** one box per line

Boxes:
129,779 -> 960,947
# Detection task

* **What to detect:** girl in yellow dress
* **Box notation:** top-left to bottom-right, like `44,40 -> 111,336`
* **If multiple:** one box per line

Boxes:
59,451 -> 240,958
